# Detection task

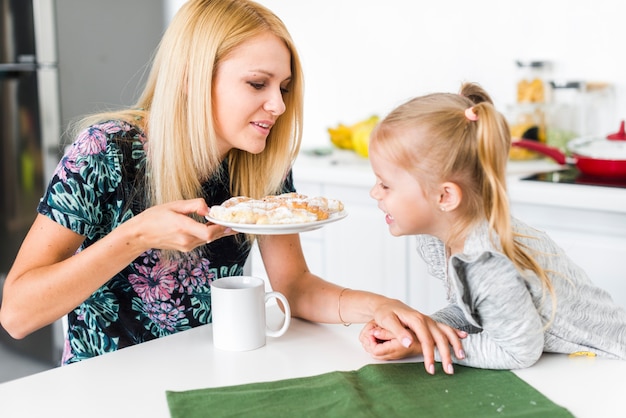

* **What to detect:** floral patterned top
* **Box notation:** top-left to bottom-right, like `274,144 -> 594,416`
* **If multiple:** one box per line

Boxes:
38,120 -> 294,365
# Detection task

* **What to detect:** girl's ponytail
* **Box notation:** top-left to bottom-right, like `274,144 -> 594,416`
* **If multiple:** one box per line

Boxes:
472,102 -> 512,251
463,85 -> 556,311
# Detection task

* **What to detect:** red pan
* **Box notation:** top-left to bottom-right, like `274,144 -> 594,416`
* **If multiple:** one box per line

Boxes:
512,121 -> 626,179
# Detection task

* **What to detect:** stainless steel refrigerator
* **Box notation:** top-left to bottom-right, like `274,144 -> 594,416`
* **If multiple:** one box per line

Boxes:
0,0 -> 62,365
1,0 -> 165,365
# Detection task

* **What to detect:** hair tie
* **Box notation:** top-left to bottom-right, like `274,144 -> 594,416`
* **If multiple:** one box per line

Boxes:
465,107 -> 478,121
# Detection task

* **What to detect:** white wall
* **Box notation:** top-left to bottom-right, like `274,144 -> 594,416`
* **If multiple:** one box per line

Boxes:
166,0 -> 626,149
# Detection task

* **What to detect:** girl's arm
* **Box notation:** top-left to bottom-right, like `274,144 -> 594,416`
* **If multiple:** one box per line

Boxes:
433,251 -> 545,369
427,304 -> 482,334
359,252 -> 544,370
258,233 -> 465,375
0,199 -> 232,338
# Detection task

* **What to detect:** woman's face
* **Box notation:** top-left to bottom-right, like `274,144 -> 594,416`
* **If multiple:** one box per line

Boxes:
369,147 -> 440,237
212,32 -> 292,157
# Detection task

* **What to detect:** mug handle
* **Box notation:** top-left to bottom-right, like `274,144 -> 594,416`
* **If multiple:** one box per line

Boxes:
265,291 -> 291,337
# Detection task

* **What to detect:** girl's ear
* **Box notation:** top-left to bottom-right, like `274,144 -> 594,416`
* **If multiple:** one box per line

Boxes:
438,182 -> 462,212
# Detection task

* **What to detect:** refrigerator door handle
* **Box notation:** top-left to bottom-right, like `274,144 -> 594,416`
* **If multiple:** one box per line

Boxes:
33,0 -> 58,65
37,67 -> 62,182
0,64 -> 37,72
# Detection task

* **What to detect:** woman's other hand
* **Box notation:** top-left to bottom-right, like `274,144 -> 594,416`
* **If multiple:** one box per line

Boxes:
362,303 -> 467,375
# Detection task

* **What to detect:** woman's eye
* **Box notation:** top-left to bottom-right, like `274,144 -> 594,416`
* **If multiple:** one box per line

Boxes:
248,81 -> 289,95
248,82 -> 265,90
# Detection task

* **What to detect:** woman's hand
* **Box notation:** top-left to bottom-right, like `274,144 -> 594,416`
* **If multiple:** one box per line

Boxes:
132,198 -> 236,252
361,301 -> 467,375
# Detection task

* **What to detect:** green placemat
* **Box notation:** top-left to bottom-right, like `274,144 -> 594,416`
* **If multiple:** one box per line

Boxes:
166,362 -> 573,418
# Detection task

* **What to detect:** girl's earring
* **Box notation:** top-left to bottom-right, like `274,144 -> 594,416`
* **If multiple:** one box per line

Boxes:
439,206 -> 446,212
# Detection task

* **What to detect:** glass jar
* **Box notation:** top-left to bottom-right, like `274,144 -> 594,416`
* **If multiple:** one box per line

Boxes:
508,60 -> 551,160
546,81 -> 584,152
516,60 -> 550,104
581,82 -> 616,137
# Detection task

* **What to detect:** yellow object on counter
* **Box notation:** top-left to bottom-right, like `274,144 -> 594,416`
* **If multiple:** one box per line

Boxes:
507,103 -> 547,161
328,115 -> 379,158
568,351 -> 597,358
327,124 -> 353,150
509,147 -> 539,161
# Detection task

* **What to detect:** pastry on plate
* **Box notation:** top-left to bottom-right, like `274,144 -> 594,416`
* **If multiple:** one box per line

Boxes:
209,193 -> 344,225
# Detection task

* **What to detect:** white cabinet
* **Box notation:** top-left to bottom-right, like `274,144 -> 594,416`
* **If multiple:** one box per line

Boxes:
251,151 -> 626,313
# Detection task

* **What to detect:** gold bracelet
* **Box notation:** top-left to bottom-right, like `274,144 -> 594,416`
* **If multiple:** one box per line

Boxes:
338,288 -> 352,327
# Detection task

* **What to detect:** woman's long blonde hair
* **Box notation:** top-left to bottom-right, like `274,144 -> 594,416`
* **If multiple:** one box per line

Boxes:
370,82 -> 554,297
74,0 -> 304,207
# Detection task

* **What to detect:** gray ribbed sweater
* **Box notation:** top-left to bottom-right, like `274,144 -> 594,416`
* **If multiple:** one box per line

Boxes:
417,218 -> 626,370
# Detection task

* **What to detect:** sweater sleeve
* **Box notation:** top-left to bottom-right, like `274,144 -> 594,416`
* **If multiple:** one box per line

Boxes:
430,304 -> 482,334
433,251 -> 545,370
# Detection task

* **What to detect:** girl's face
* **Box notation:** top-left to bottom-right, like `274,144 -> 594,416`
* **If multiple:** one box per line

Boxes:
369,147 -> 440,237
212,32 -> 292,157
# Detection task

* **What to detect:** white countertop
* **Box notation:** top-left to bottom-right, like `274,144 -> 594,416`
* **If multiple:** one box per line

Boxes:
0,311 -> 623,418
294,149 -> 626,215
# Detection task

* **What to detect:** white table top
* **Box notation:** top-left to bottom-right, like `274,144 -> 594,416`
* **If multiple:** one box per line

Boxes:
0,315 -> 624,418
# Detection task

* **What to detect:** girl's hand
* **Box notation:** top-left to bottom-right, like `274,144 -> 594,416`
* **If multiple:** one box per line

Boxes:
359,320 -> 422,359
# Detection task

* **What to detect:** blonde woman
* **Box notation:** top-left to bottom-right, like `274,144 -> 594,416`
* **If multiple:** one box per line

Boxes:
361,82 -> 626,369
0,0 -> 463,374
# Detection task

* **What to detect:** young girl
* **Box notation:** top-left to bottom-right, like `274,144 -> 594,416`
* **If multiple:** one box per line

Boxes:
360,82 -> 626,369
0,0 -> 463,375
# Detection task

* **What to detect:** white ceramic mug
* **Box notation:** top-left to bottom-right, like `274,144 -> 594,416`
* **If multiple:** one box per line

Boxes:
210,276 -> 291,351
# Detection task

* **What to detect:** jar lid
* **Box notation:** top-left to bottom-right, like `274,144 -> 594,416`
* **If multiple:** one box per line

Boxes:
516,60 -> 550,68
549,81 -> 583,89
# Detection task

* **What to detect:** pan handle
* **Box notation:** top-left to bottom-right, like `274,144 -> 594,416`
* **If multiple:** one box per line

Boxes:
511,139 -> 568,165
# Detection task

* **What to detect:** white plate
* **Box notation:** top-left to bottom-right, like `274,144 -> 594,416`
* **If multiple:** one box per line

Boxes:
206,211 -> 348,235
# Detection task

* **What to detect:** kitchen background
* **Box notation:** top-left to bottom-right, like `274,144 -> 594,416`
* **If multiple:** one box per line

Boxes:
2,0 -> 624,383
225,0 -> 625,148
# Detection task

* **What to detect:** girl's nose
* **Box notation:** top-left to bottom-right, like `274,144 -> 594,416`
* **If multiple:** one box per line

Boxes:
369,185 -> 378,199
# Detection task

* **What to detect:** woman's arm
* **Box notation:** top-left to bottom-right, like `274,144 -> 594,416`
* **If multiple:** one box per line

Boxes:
258,233 -> 465,374
0,199 -> 232,339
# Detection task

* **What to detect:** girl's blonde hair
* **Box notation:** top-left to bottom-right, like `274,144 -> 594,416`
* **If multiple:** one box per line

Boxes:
370,82 -> 554,298
75,0 -> 303,207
